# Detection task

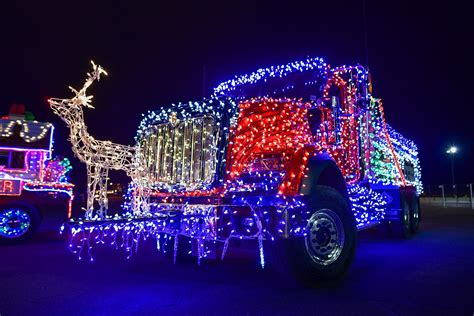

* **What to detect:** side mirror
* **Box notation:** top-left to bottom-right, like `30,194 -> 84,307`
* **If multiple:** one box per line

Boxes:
314,96 -> 341,144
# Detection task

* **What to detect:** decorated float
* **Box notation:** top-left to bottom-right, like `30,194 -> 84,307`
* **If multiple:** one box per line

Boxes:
50,57 -> 421,283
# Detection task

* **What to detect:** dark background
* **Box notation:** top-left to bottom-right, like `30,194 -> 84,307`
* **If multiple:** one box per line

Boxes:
1,0 -> 472,190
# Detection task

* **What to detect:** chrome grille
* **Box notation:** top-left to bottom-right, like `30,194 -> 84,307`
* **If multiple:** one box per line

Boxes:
141,116 -> 218,190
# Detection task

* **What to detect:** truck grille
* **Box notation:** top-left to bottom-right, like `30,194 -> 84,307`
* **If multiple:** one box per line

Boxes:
141,116 -> 218,191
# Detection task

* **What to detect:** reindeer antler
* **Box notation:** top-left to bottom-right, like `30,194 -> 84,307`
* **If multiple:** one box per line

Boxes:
49,60 -> 108,109
88,60 -> 108,84
64,60 -> 108,109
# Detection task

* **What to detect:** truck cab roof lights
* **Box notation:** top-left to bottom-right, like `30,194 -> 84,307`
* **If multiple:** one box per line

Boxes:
212,56 -> 329,99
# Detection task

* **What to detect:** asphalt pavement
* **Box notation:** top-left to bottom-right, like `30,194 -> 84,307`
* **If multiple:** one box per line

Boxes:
1,202 -> 474,316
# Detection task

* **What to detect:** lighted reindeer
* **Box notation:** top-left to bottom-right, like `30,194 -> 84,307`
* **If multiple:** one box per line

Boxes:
49,61 -> 149,219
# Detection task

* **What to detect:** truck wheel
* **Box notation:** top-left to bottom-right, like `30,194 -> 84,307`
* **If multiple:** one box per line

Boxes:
267,185 -> 357,285
409,195 -> 421,233
390,192 -> 411,238
0,204 -> 41,244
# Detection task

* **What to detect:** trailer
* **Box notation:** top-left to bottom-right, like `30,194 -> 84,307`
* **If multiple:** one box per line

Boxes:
57,57 -> 422,283
0,105 -> 74,243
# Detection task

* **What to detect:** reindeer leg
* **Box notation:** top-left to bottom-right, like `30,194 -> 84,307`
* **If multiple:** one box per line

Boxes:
128,169 -> 140,216
103,168 -> 109,215
90,165 -> 101,219
98,168 -> 109,218
86,164 -> 95,219
132,172 -> 150,216
131,179 -> 141,216
141,185 -> 151,215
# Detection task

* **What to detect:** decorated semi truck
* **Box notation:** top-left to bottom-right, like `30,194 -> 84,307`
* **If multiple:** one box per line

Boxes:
53,57 -> 421,283
0,105 -> 74,243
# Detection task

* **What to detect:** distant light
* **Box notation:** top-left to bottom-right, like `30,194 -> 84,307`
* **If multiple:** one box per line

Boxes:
446,146 -> 458,154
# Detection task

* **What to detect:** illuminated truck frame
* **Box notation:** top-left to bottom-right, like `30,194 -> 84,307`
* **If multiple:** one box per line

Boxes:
61,57 -> 422,283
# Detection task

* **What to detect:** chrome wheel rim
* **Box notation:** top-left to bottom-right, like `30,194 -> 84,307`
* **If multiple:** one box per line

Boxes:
305,209 -> 345,266
0,209 -> 31,238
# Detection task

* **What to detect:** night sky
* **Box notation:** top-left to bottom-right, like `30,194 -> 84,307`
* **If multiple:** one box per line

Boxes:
1,1 -> 472,191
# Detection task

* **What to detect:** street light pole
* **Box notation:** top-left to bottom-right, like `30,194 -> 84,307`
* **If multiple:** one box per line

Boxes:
467,183 -> 473,210
446,146 -> 457,198
450,154 -> 455,189
439,184 -> 446,207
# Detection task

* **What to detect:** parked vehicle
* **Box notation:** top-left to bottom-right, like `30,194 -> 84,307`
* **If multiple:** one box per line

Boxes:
0,105 -> 73,243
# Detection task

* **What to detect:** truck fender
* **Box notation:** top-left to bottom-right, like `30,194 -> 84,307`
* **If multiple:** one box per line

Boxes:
299,153 -> 350,206
0,200 -> 41,218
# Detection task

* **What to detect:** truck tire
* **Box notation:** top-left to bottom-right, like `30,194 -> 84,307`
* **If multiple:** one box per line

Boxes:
409,194 -> 421,233
389,192 -> 411,238
267,185 -> 357,285
0,204 -> 41,244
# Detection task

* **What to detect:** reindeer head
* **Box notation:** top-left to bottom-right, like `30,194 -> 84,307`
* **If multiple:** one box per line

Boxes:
49,60 -> 108,120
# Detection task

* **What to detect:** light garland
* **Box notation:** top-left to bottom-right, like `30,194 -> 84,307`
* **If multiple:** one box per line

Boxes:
212,56 -> 329,99
347,184 -> 389,228
23,181 -> 74,195
361,98 -> 423,194
0,209 -> 30,237
225,98 -> 314,196
135,98 -> 238,193
43,157 -> 72,183
0,119 -> 53,143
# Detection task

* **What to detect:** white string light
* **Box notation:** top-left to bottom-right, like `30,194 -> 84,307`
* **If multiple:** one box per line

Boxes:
49,61 -> 148,219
